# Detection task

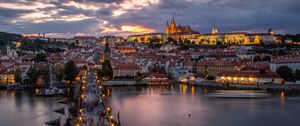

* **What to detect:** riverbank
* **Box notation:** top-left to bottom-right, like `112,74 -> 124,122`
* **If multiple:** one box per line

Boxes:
102,80 -> 175,86
103,80 -> 300,91
194,82 -> 300,91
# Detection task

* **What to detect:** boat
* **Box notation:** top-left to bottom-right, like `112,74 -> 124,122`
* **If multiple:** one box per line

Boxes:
204,90 -> 271,99
6,83 -> 24,90
35,87 -> 65,97
35,88 -> 55,97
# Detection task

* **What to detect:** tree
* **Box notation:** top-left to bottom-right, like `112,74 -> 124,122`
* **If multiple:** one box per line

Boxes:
178,38 -> 183,45
39,64 -> 50,84
253,56 -> 261,62
64,60 -> 79,84
104,42 -> 110,52
262,56 -> 272,62
216,41 -> 222,46
27,65 -> 39,84
183,38 -> 191,44
167,37 -> 174,43
294,70 -> 300,81
33,53 -> 47,62
276,66 -> 294,81
54,64 -> 64,82
98,59 -> 113,79
206,75 -> 216,80
140,37 -> 145,42
14,68 -> 23,84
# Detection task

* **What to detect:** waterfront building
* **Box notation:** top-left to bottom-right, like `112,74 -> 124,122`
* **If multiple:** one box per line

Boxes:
216,70 -> 282,84
196,60 -> 243,77
0,69 -> 15,84
143,72 -> 173,85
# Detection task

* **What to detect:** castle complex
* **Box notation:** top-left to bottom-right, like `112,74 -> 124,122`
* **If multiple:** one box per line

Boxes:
165,17 -> 198,34
127,18 -> 281,45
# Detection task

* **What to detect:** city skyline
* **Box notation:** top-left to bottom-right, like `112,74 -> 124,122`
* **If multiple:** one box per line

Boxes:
0,0 -> 300,38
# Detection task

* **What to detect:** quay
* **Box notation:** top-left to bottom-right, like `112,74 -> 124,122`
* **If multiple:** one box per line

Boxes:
195,82 -> 300,91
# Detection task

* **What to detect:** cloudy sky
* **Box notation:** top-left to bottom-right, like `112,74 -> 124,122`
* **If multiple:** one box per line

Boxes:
0,0 -> 299,38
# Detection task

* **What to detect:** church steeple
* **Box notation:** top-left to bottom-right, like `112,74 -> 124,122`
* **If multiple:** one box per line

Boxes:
171,17 -> 176,26
166,21 -> 170,34
170,17 -> 176,34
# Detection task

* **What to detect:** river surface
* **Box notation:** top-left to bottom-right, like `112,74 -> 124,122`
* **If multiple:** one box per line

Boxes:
0,85 -> 300,126
0,90 -> 66,126
107,84 -> 300,126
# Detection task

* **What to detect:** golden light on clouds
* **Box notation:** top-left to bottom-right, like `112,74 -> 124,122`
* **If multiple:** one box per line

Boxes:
121,25 -> 155,33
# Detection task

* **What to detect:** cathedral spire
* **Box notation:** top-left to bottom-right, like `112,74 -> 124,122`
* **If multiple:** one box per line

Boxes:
171,17 -> 176,26
166,21 -> 170,34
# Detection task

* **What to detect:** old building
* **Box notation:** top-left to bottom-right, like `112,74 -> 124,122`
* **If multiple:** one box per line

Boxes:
217,70 -> 282,84
113,63 -> 142,77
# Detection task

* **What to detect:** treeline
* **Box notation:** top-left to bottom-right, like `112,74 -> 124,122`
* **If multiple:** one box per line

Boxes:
0,32 -> 23,46
281,34 -> 300,42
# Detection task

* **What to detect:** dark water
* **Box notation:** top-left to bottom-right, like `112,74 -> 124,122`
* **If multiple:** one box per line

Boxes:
108,85 -> 300,126
0,90 -> 65,126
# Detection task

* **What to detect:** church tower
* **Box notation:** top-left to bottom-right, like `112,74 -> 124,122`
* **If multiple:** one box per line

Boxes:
170,17 -> 176,34
211,27 -> 218,34
166,21 -> 170,34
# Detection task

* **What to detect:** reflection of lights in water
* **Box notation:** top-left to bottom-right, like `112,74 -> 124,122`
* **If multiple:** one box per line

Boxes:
191,86 -> 195,95
204,88 -> 208,94
35,89 -> 39,94
280,91 -> 285,107
107,89 -> 110,96
280,91 -> 285,98
180,84 -> 187,95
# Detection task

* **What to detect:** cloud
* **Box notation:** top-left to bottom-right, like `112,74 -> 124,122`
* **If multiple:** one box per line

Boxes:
0,0 -> 300,37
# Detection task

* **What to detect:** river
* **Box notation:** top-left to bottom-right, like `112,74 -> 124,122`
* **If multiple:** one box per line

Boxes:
0,90 -> 66,126
107,84 -> 300,126
0,85 -> 300,126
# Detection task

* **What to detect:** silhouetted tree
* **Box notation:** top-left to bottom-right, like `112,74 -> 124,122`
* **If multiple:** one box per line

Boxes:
33,53 -> 47,62
14,68 -> 22,84
276,66 -> 293,81
64,60 -> 79,84
262,56 -> 272,62
294,69 -> 300,81
253,56 -> 261,62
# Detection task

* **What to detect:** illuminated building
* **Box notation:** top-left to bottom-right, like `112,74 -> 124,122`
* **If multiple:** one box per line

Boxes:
127,33 -> 166,43
127,18 -> 281,45
217,70 -> 282,84
196,60 -> 243,77
166,17 -> 197,34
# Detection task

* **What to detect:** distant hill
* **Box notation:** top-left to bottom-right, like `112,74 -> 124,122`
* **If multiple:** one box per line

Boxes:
0,32 -> 23,46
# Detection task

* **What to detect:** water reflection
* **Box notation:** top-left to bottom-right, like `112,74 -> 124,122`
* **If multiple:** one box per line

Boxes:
0,90 -> 65,126
108,84 -> 300,126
